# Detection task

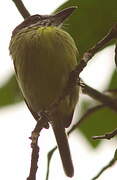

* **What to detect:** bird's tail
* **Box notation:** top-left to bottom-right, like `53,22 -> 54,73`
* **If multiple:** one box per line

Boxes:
51,119 -> 74,177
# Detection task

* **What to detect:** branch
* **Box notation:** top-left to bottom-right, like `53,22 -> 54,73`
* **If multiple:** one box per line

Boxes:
46,147 -> 57,180
27,117 -> 49,180
91,149 -> 117,180
115,44 -> 117,66
71,23 -> 117,79
87,23 -> 117,55
69,104 -> 105,134
92,128 -> 117,140
79,80 -> 117,112
69,88 -> 117,134
27,143 -> 39,180
12,0 -> 30,18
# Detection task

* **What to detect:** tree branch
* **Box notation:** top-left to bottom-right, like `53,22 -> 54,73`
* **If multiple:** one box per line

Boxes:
79,80 -> 117,112
46,147 -> 57,180
12,0 -> 30,18
71,23 -> 117,79
27,143 -> 39,180
115,44 -> 117,66
92,128 -> 117,140
27,116 -> 49,180
91,149 -> 117,180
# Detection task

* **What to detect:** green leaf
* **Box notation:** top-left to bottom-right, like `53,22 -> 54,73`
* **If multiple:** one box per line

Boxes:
56,0 -> 117,55
79,107 -> 117,147
114,148 -> 117,160
108,70 -> 117,89
0,75 -> 22,107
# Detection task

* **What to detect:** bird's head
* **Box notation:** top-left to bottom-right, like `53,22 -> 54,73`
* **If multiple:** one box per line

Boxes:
12,7 -> 77,36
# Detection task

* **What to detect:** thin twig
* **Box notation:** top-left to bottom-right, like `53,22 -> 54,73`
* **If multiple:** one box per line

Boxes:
27,142 -> 39,180
65,24 -> 117,95
12,0 -> 30,18
79,80 -> 117,112
46,147 -> 57,180
92,128 -> 117,140
69,104 -> 105,134
87,24 -> 117,56
115,44 -> 117,66
104,89 -> 117,98
74,23 -> 117,74
91,149 -> 117,180
27,116 -> 50,180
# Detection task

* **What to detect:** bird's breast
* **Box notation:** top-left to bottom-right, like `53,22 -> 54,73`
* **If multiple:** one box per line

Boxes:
9,26 -> 78,112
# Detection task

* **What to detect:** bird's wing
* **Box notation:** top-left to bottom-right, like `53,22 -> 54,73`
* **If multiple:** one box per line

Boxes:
14,61 -> 40,121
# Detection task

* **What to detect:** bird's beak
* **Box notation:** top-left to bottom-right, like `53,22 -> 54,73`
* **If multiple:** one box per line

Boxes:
52,6 -> 77,26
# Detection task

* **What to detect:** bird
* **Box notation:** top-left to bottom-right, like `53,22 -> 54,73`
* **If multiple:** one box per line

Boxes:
9,7 -> 79,177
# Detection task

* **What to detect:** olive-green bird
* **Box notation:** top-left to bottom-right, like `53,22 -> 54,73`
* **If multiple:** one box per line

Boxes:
9,7 -> 79,177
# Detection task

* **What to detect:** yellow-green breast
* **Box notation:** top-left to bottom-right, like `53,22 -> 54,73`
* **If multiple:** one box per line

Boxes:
9,26 -> 79,126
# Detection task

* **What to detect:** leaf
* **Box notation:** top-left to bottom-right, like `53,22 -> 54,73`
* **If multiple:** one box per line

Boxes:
79,107 -> 117,147
108,70 -> 117,89
0,75 -> 22,107
91,149 -> 117,180
56,0 -> 117,55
